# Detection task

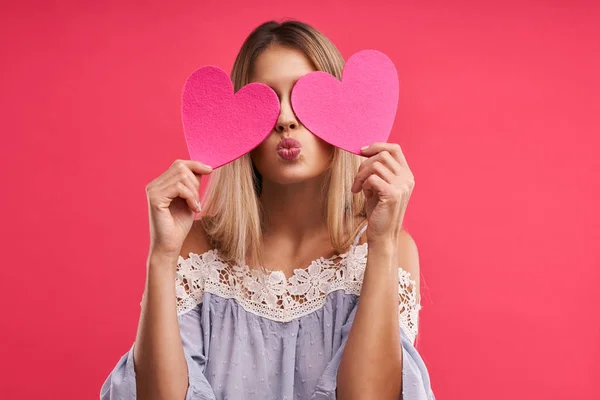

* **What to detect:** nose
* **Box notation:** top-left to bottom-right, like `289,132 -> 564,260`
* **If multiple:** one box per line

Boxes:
275,97 -> 300,133
275,119 -> 298,133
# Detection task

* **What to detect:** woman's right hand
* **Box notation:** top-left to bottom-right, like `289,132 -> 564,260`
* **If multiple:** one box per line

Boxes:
145,159 -> 213,258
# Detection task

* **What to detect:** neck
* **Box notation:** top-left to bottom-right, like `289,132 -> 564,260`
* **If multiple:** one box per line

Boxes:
259,174 -> 329,242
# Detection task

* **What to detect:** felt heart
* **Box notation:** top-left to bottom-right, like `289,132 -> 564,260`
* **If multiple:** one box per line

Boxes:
291,49 -> 399,154
181,66 -> 280,168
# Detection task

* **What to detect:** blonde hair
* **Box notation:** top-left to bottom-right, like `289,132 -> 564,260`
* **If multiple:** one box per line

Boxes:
197,19 -> 368,271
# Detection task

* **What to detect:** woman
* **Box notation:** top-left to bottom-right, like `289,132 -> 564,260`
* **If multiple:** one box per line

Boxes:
101,19 -> 435,400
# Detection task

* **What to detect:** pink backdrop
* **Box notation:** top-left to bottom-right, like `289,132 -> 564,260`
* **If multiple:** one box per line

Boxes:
1,1 -> 598,399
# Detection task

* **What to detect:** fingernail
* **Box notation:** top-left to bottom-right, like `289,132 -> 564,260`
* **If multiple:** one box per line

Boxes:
360,145 -> 369,151
196,201 -> 202,212
204,164 -> 213,169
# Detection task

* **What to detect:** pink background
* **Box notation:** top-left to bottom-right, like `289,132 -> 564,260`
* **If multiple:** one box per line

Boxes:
1,1 -> 599,399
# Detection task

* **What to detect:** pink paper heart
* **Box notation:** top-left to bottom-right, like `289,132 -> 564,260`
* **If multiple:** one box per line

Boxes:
181,66 -> 280,168
291,49 -> 399,154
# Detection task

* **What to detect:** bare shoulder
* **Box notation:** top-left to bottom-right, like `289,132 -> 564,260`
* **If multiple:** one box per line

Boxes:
178,217 -> 213,260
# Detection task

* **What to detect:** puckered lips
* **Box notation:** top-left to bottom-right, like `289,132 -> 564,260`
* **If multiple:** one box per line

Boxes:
276,138 -> 302,160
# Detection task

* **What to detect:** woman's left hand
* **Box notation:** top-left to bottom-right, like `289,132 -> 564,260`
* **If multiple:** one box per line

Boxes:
351,142 -> 415,243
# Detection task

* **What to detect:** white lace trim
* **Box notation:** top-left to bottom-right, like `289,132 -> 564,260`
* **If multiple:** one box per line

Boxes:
173,242 -> 421,343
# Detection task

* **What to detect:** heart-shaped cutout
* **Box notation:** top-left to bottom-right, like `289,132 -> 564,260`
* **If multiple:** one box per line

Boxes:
291,49 -> 399,154
181,66 -> 280,168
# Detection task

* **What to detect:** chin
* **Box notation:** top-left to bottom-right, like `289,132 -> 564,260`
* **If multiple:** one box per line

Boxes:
265,165 -> 327,185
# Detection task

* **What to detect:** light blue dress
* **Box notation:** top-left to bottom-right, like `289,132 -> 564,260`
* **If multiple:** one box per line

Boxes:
100,224 -> 435,399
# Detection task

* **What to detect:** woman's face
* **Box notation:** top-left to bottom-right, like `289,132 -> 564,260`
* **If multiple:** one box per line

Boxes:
249,45 -> 334,186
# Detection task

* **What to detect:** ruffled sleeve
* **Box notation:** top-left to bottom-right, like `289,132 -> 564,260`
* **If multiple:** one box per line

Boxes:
310,268 -> 435,399
100,252 -> 218,400
99,306 -> 216,400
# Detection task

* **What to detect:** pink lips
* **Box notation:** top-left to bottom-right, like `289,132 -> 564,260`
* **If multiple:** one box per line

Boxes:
277,138 -> 302,160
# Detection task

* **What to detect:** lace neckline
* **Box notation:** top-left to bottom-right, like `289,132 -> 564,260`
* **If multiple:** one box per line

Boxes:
175,241 -> 369,319
180,243 -> 361,282
172,223 -> 420,343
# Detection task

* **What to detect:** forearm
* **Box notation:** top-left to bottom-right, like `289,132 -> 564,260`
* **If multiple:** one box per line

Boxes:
133,252 -> 189,400
337,239 -> 403,400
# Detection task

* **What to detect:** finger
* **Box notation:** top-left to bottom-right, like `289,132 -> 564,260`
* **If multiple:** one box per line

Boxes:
185,168 -> 201,193
188,159 -> 214,175
356,150 -> 402,178
377,151 -> 403,175
172,159 -> 213,176
362,174 -> 389,198
361,142 -> 407,167
352,160 -> 396,193
351,161 -> 394,194
180,173 -> 201,205
178,181 -> 202,213
168,162 -> 202,202
168,181 -> 201,213
163,161 -> 206,192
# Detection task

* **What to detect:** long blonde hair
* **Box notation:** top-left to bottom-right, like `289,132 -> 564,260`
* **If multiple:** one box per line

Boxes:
198,19 -> 368,272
